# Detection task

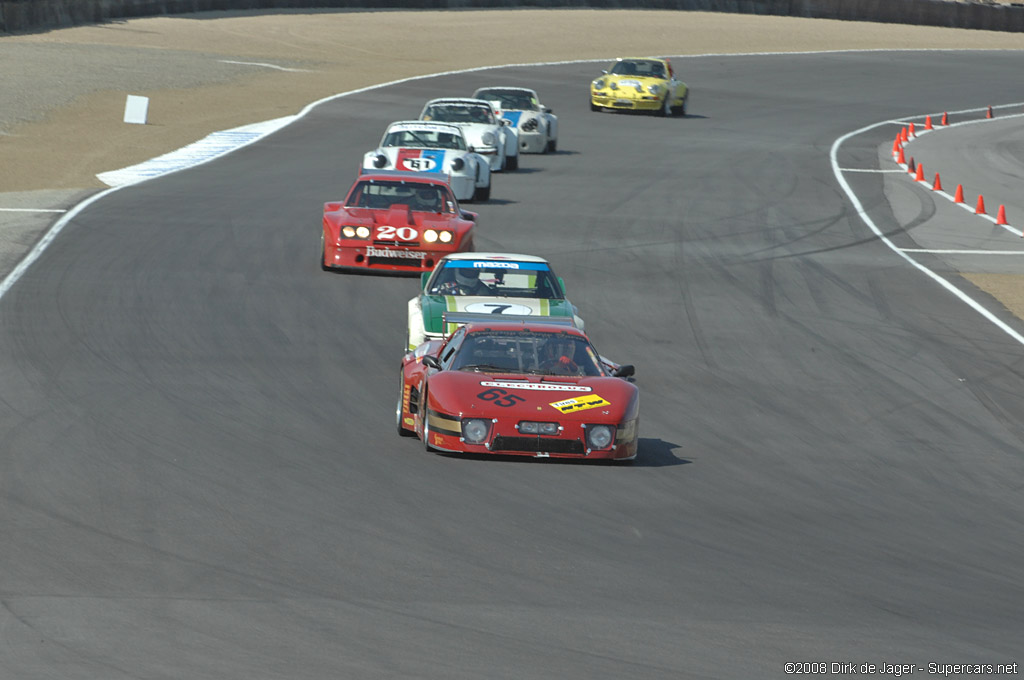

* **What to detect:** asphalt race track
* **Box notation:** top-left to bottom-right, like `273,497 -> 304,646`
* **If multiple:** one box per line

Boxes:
2,51 -> 1023,679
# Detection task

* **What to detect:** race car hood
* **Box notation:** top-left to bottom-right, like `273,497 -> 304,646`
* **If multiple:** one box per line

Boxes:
420,294 -> 576,335
327,203 -> 464,232
428,371 -> 638,423
445,123 -> 499,149
367,147 -> 470,175
594,74 -> 665,96
496,110 -> 525,127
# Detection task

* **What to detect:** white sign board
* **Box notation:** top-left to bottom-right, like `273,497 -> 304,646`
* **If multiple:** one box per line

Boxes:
123,95 -> 149,125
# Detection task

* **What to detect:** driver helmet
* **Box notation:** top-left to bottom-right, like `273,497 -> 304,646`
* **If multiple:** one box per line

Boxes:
415,187 -> 438,208
545,337 -> 576,362
455,267 -> 481,289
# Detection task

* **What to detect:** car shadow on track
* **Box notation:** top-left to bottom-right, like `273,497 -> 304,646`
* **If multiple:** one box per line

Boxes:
434,437 -> 688,467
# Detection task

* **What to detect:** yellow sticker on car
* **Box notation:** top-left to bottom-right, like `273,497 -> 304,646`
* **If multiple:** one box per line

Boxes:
549,394 -> 610,413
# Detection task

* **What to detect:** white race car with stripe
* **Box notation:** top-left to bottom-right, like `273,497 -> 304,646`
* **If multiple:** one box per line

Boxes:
473,86 -> 558,154
362,121 -> 492,202
419,98 -> 519,172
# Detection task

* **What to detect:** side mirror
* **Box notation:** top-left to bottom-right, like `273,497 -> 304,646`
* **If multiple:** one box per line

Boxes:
542,105 -> 553,114
422,355 -> 441,369
501,119 -> 511,127
613,364 -> 635,378
460,211 -> 477,222
468,145 -> 475,153
601,70 -> 608,75
420,272 -> 431,291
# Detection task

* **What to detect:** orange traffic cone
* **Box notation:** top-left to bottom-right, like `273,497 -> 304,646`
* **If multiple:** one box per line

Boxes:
932,173 -> 943,191
897,146 -> 906,164
941,112 -> 949,125
987,106 -> 993,119
901,127 -> 909,143
954,184 -> 965,203
925,115 -> 933,130
915,163 -> 925,182
996,205 -> 1008,226
909,122 -> 917,138
976,195 -> 987,215
907,157 -> 916,174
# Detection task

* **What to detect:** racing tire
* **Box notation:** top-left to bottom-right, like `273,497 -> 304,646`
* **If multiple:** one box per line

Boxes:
474,183 -> 491,202
672,94 -> 687,117
320,234 -> 330,272
590,99 -> 600,112
421,394 -> 436,452
505,154 -> 518,171
546,139 -> 557,153
397,376 -> 415,437
658,95 -> 671,117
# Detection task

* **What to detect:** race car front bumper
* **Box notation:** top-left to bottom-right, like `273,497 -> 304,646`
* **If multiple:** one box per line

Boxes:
591,93 -> 664,111
324,243 -> 455,274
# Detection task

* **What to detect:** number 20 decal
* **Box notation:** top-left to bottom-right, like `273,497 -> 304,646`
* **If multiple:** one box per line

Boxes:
477,387 -> 526,407
377,226 -> 418,240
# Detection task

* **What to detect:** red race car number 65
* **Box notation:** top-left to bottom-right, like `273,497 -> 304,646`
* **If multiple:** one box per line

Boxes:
477,388 -> 525,407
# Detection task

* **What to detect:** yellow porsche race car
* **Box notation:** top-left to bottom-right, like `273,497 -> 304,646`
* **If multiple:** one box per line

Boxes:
590,57 -> 688,116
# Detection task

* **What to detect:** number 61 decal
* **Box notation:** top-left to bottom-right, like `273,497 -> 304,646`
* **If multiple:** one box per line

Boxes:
477,387 -> 526,407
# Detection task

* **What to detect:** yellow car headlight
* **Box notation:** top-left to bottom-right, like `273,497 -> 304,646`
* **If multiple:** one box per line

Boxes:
355,226 -> 370,239
424,229 -> 439,243
439,231 -> 453,243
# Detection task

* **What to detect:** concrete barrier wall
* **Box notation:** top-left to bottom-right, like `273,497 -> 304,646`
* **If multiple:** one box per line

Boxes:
2,0 -> 1022,34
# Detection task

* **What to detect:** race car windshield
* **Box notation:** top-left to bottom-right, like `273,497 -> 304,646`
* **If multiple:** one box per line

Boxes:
476,90 -> 538,111
383,129 -> 467,150
423,104 -> 495,124
428,263 -> 563,298
609,60 -> 666,78
346,181 -> 454,213
451,331 -> 602,376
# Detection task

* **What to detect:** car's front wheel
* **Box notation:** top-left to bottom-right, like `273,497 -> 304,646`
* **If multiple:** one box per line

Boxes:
672,93 -> 687,117
658,94 -> 672,117
474,182 -> 491,202
421,391 -> 436,451
505,154 -> 518,171
320,233 -> 330,271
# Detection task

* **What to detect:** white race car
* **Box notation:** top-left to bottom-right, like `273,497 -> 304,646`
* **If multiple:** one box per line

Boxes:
419,98 -> 519,172
362,121 -> 492,202
472,86 -> 558,154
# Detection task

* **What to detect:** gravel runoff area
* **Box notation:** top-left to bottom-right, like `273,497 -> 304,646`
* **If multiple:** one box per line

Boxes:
2,8 -> 1024,311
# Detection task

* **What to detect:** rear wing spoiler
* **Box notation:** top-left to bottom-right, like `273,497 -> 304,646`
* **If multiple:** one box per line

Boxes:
441,311 -> 577,330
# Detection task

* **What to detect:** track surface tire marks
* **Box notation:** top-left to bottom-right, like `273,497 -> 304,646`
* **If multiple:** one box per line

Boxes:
2,54 -> 1024,677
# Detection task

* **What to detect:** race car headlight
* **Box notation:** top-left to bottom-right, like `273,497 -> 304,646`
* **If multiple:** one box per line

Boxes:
439,230 -> 453,243
585,424 -> 614,450
648,84 -> 662,95
518,421 -> 560,435
594,79 -> 606,90
342,225 -> 370,239
461,418 -> 491,444
423,229 -> 439,243
609,81 -> 619,90
481,131 -> 496,146
451,157 -> 465,171
521,117 -> 539,132
372,154 -> 388,169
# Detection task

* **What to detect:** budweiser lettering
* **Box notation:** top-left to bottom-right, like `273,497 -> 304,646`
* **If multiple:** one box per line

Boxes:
367,246 -> 424,259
